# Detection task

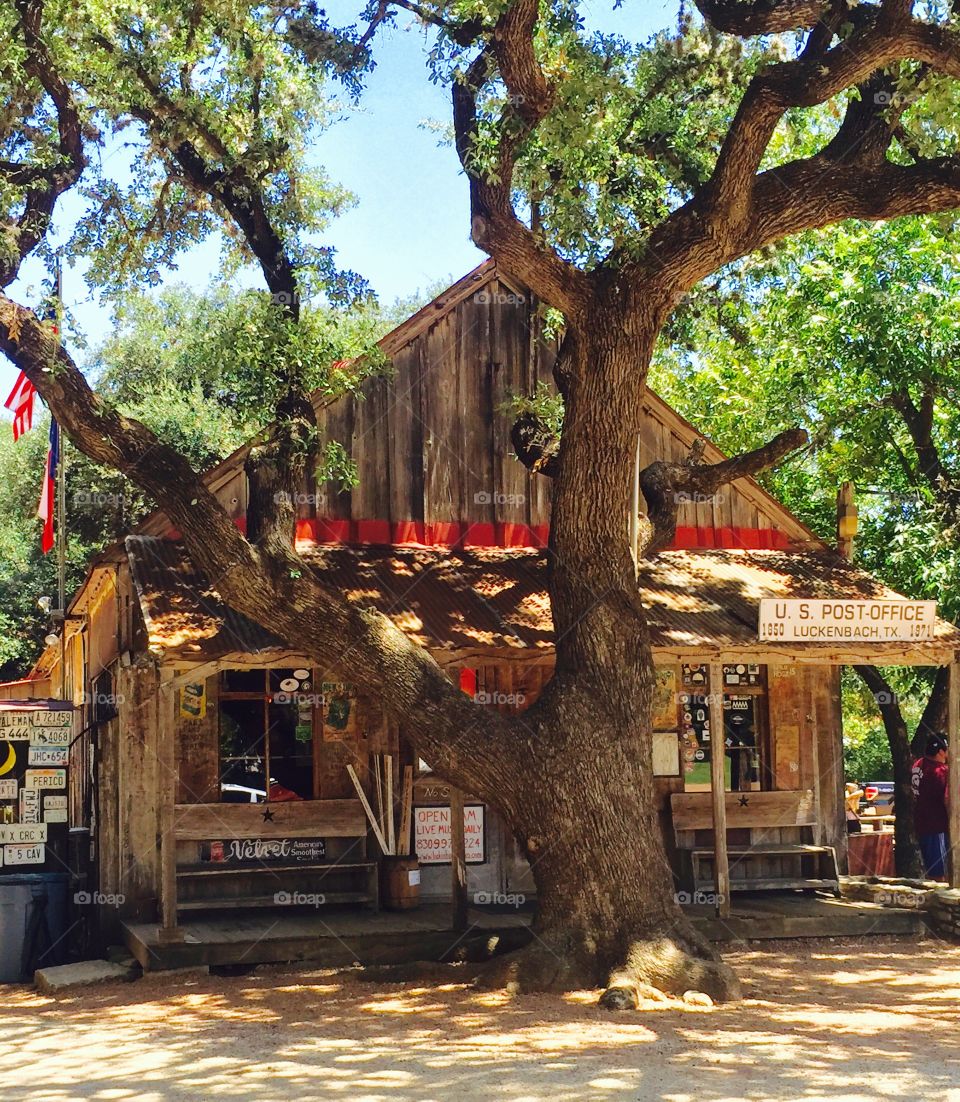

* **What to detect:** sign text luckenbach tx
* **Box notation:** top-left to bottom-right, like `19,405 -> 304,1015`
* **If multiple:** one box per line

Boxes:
758,599 -> 938,642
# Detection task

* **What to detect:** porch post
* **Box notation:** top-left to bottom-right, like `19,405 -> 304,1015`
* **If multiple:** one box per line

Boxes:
950,659 -> 960,889
158,668 -> 182,941
450,785 -> 468,931
708,663 -> 730,917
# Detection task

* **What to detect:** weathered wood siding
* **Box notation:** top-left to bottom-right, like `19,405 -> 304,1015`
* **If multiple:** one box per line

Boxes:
113,660 -> 162,919
135,264 -> 814,548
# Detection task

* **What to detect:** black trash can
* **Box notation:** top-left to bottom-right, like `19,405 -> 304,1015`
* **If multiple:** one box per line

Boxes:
0,873 -> 70,983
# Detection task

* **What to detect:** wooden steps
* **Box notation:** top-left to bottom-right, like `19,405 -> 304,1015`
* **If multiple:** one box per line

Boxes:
178,890 -> 373,911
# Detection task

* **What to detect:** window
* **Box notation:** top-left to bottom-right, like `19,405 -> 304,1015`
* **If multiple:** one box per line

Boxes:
681,664 -> 767,793
218,669 -> 316,802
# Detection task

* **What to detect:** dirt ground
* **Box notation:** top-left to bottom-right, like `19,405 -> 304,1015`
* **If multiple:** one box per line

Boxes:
6,936 -> 960,1102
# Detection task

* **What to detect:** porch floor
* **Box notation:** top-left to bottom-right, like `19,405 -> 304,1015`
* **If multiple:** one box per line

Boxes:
123,891 -> 922,972
686,890 -> 923,941
123,904 -> 533,972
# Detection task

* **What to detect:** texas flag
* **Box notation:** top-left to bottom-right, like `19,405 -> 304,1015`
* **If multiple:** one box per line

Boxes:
37,418 -> 59,555
4,371 -> 36,441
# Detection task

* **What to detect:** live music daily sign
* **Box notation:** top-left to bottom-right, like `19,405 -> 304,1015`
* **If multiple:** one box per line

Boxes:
758,599 -> 938,642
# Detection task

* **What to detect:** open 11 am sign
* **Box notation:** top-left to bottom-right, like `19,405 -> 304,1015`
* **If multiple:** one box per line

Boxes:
0,702 -> 72,872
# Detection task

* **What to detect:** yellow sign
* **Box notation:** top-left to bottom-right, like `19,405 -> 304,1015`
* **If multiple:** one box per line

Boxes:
179,683 -> 206,719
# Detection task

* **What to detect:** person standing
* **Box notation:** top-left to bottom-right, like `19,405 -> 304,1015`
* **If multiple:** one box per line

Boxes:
845,782 -> 864,834
912,733 -> 949,880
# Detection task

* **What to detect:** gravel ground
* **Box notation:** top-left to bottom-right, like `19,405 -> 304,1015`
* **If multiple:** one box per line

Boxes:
5,936 -> 960,1102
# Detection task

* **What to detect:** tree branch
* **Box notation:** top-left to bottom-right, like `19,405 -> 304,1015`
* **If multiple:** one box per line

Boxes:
888,383 -> 960,520
511,410 -> 560,478
451,0 -> 594,321
638,428 -> 808,556
695,6 -> 942,233
93,33 -> 299,305
624,8 -> 960,301
0,291 -> 524,805
1,0 -> 87,286
853,663 -> 923,877
694,0 -> 831,36
91,26 -> 326,555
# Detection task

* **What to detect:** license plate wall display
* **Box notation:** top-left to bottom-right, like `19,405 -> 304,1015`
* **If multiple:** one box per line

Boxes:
0,702 -> 72,872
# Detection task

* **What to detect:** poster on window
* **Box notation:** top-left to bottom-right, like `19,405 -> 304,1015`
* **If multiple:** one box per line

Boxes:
652,667 -> 679,730
414,804 -> 486,864
320,682 -> 357,740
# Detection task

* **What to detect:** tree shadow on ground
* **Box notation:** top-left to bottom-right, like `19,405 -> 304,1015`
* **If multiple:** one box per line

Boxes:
5,935 -> 960,1101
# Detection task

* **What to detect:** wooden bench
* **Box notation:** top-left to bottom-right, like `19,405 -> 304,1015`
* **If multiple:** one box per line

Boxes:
172,799 -> 379,913
670,790 -> 840,894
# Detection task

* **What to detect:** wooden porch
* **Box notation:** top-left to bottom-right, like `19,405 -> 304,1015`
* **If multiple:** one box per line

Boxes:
123,904 -> 533,972
123,891 -> 921,972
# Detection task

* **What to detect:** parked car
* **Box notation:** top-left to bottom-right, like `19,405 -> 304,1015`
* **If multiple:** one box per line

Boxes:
859,781 -> 895,818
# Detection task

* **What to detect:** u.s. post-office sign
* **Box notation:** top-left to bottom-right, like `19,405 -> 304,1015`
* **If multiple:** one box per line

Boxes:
758,599 -> 938,643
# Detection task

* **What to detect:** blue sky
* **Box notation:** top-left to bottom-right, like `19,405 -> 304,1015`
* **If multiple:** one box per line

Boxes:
1,0 -> 675,403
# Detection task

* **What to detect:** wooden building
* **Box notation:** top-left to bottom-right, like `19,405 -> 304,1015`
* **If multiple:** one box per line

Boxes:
3,261 -> 958,966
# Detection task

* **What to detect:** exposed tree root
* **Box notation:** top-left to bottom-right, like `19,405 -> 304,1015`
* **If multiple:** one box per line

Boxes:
600,933 -> 741,1008
473,923 -> 741,1008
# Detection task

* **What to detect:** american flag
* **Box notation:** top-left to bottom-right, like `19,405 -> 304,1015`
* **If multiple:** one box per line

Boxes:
4,371 -> 36,441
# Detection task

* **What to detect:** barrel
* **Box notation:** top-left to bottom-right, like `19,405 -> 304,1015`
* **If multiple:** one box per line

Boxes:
0,872 -> 70,983
381,856 -> 421,911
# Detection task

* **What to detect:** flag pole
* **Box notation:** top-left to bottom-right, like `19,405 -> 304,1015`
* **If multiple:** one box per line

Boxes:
52,254 -> 67,697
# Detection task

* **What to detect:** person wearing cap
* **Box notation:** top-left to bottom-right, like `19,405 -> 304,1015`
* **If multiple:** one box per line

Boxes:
912,733 -> 949,880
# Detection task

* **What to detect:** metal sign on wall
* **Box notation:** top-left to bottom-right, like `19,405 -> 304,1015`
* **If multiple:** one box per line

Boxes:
0,702 -> 72,872
758,599 -> 938,643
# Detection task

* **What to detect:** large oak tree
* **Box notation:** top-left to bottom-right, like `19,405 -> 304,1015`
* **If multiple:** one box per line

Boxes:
6,0 -> 960,1002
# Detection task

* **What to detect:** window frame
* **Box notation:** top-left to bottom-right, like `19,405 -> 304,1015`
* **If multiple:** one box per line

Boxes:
217,668 -> 319,802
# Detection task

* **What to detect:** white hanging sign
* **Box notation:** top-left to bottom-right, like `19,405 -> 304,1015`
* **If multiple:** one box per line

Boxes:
0,824 -> 47,845
414,805 -> 485,864
758,599 -> 937,642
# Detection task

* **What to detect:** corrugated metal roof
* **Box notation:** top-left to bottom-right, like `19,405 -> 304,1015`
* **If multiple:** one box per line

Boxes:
640,548 -> 960,651
125,537 -> 960,661
126,535 -> 288,657
125,536 -> 553,658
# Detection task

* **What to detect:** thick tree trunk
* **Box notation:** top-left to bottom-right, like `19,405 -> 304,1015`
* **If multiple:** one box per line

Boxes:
854,666 -> 923,878
914,666 -> 950,756
489,310 -> 739,1003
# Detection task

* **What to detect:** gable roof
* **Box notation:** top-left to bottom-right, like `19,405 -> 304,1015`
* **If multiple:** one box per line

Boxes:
136,259 -> 821,548
12,262 -> 839,685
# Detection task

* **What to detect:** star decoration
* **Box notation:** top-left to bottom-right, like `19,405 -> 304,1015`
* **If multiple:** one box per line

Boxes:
262,808 -> 275,821
738,795 -> 749,807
